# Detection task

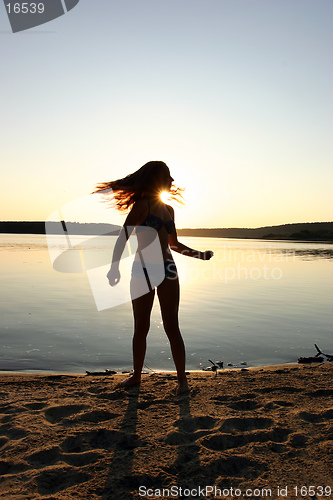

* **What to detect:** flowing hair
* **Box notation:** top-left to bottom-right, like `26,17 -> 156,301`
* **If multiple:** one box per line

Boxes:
93,161 -> 184,213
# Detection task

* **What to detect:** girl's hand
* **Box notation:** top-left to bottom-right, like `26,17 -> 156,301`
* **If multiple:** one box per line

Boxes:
107,266 -> 120,286
203,250 -> 214,260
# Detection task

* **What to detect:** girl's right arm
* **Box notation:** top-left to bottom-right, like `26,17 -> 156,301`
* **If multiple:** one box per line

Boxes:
107,200 -> 147,286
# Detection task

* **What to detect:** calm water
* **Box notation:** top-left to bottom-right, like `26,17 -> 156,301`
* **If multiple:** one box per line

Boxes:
1,234 -> 332,373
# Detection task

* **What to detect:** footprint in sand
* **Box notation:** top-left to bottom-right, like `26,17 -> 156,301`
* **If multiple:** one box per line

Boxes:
23,401 -> 47,411
212,393 -> 261,411
0,423 -> 28,440
228,399 -> 260,411
0,415 -> 13,424
201,454 -> 266,480
0,403 -> 26,415
255,386 -> 303,394
27,446 -> 61,466
264,400 -> 294,409
173,415 -> 218,432
164,416 -> 219,445
26,445 -> 102,468
0,460 -> 29,475
200,424 -> 292,452
298,408 -> 333,423
44,404 -> 86,424
61,428 -> 142,453
0,436 -> 9,449
61,451 -> 102,467
34,467 -> 91,495
288,433 -> 308,448
305,389 -> 333,398
219,416 -> 273,432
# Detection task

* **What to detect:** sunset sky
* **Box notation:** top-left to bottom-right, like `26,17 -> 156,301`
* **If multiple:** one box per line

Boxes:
1,0 -> 332,229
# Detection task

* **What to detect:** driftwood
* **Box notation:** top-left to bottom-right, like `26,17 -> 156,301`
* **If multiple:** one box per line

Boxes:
298,356 -> 324,364
201,360 -> 224,376
298,344 -> 333,364
210,360 -> 224,369
314,344 -> 333,362
85,369 -> 117,376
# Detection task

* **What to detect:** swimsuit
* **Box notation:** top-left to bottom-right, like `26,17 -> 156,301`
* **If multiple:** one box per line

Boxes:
132,200 -> 177,287
136,200 -> 176,234
131,259 -> 178,282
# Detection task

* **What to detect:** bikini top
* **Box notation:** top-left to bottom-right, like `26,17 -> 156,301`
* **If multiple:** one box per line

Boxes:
137,201 -> 175,234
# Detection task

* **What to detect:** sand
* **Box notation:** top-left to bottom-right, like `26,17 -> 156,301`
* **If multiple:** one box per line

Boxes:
0,363 -> 332,500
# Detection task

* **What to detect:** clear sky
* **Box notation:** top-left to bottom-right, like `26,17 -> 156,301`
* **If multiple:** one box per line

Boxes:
1,0 -> 332,228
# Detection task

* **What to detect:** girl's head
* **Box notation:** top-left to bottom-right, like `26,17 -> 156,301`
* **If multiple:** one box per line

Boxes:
93,161 -> 183,212
133,161 -> 173,194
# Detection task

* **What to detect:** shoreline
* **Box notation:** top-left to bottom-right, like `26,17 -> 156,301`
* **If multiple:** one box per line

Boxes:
0,361 -> 307,376
1,219 -> 333,243
0,363 -> 332,498
1,233 -> 333,244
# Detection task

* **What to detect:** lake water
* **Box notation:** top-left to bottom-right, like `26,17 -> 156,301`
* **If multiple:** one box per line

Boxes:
1,234 -> 332,373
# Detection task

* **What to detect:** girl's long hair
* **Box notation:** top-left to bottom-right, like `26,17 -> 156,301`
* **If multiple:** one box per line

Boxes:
93,161 -> 184,213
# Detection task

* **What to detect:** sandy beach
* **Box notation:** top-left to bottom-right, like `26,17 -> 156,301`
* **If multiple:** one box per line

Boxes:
0,363 -> 332,499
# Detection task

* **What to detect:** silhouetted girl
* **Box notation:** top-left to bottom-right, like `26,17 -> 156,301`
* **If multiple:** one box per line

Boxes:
94,161 -> 213,394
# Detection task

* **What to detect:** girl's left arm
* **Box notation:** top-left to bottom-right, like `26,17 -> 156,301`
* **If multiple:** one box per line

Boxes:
168,206 -> 213,261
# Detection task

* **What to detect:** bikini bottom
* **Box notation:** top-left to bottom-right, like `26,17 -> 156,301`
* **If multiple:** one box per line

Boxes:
131,259 -> 178,285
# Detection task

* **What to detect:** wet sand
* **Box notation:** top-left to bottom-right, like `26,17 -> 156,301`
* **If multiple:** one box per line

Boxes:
0,363 -> 332,499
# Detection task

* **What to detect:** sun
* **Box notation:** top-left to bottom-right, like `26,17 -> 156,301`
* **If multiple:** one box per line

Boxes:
160,191 -> 170,204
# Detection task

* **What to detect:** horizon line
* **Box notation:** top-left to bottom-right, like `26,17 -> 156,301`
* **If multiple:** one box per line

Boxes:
0,220 -> 332,230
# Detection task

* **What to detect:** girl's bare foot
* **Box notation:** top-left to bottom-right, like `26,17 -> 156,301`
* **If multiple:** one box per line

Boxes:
119,375 -> 141,388
176,379 -> 189,395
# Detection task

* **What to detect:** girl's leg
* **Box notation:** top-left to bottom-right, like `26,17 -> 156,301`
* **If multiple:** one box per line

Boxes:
120,281 -> 155,387
157,276 -> 188,394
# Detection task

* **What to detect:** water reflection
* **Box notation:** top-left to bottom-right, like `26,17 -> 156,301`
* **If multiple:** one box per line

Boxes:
185,238 -> 333,261
0,234 -> 332,372
290,248 -> 333,260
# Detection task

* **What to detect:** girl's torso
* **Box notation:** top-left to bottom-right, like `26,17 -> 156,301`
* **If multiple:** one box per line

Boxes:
136,198 -> 175,261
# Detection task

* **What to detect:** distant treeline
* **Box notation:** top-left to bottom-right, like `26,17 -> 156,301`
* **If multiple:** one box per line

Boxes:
178,222 -> 333,241
0,221 -> 120,235
1,221 -> 333,241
